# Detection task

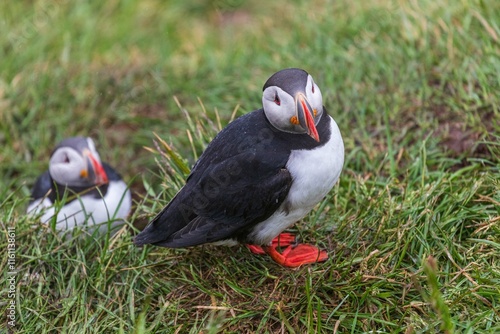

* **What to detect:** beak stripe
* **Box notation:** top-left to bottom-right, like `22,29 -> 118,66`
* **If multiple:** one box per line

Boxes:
301,99 -> 320,142
84,150 -> 109,184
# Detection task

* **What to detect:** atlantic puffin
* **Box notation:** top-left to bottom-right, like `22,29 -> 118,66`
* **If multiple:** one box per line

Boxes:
27,136 -> 132,234
135,68 -> 344,267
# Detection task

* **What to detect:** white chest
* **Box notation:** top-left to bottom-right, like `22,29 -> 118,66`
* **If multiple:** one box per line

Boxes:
249,117 -> 344,244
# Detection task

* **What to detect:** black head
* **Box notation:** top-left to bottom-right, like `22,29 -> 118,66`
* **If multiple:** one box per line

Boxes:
49,137 -> 108,187
261,68 -> 324,142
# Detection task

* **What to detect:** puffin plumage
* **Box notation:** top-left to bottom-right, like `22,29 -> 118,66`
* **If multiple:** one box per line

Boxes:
135,68 -> 344,267
27,136 -> 132,234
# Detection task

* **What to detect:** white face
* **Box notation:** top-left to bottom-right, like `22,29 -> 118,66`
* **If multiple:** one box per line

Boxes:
262,74 -> 323,134
49,138 -> 102,187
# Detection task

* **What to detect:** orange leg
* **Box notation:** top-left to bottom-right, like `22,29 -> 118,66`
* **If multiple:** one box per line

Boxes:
247,233 -> 296,255
263,244 -> 328,268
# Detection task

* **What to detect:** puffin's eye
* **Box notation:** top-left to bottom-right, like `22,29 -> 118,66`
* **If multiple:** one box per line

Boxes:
274,93 -> 281,106
312,84 -> 315,94
63,154 -> 70,163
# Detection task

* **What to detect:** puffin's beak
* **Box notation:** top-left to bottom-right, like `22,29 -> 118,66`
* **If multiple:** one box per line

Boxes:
82,149 -> 108,185
296,93 -> 320,142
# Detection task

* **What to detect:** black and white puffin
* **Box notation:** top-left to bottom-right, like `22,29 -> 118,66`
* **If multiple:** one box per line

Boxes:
27,136 -> 132,234
135,68 -> 344,267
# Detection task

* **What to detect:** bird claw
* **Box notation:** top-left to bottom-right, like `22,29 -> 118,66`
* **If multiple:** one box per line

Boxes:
247,232 -> 296,255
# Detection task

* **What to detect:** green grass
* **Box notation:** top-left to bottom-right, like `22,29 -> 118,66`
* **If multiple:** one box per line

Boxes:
1,0 -> 499,332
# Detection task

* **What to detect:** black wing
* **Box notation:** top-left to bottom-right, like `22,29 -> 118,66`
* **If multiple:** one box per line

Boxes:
134,110 -> 294,247
134,150 -> 292,247
30,171 -> 53,204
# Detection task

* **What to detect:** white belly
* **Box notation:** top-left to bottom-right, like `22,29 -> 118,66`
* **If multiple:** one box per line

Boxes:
248,117 -> 344,245
27,180 -> 132,235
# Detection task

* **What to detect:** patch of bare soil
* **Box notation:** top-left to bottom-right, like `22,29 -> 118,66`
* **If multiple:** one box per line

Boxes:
432,105 -> 497,164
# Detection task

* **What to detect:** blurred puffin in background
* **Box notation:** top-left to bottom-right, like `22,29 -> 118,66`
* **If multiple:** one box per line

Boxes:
28,136 -> 132,235
135,68 -> 344,267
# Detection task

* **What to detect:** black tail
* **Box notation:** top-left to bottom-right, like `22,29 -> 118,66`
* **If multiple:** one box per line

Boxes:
133,192 -> 194,246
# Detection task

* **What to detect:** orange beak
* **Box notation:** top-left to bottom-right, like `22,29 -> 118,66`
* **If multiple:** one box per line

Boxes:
296,93 -> 320,142
82,149 -> 108,184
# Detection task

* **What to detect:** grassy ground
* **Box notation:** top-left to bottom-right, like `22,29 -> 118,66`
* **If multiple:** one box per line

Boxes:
1,0 -> 499,332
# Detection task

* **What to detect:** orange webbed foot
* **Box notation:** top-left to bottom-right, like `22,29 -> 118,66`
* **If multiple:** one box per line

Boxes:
264,243 -> 328,268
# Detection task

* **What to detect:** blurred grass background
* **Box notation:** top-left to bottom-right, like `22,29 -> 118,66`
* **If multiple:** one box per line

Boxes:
1,0 -> 499,333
